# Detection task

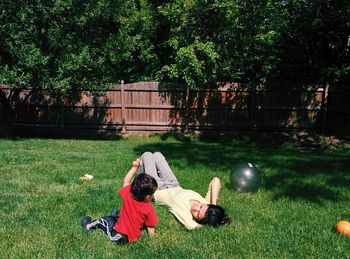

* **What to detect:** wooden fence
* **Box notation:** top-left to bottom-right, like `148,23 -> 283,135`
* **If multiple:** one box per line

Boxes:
326,87 -> 350,136
3,81 -> 350,135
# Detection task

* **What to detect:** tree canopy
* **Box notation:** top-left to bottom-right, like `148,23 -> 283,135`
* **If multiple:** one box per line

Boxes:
0,0 -> 349,93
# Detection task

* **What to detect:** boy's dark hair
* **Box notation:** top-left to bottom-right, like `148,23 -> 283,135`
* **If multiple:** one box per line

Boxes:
131,174 -> 158,202
201,204 -> 232,227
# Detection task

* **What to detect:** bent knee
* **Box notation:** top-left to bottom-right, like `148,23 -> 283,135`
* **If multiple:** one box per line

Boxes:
212,176 -> 221,185
153,151 -> 165,159
141,151 -> 153,159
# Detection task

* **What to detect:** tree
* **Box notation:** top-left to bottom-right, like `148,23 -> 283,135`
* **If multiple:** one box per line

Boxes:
154,0 -> 221,89
154,0 -> 289,86
273,0 -> 350,84
0,0 -> 160,133
1,0 -> 349,134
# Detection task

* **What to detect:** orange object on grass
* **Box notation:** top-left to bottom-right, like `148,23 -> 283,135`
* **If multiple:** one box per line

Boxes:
336,221 -> 350,236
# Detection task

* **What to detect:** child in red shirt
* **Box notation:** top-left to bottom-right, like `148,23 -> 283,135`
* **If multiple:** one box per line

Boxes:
81,159 -> 158,243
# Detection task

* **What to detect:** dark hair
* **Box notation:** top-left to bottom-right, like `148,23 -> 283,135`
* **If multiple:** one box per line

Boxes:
201,204 -> 232,227
131,174 -> 158,202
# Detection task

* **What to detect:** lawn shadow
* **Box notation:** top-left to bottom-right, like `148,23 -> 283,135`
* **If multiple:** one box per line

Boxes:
261,151 -> 350,204
134,139 -> 350,205
8,128 -> 123,140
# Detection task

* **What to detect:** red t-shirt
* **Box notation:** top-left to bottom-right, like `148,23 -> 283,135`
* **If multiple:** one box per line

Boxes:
114,185 -> 158,242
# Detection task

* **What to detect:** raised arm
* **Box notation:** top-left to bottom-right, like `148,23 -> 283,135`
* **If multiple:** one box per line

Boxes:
209,177 -> 221,205
123,158 -> 141,187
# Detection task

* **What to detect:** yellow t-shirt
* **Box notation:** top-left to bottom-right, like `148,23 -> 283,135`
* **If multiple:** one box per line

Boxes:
154,186 -> 211,230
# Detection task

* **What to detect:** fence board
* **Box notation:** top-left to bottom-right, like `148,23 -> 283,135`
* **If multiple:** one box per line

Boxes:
2,82 -> 349,135
325,86 -> 350,135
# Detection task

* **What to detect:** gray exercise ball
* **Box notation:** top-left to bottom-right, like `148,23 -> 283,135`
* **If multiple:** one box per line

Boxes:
230,162 -> 262,192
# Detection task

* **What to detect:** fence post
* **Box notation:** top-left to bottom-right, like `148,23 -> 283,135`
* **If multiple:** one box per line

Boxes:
120,80 -> 126,134
321,83 -> 329,133
249,84 -> 256,136
184,85 -> 190,132
60,95 -> 65,129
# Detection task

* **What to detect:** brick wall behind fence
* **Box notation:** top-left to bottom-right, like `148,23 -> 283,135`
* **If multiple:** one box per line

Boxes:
4,81 -> 350,136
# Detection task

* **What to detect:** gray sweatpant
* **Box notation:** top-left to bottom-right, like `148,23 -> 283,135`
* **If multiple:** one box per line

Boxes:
138,152 -> 180,190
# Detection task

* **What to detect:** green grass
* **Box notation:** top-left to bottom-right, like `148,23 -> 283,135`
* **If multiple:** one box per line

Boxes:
0,135 -> 349,258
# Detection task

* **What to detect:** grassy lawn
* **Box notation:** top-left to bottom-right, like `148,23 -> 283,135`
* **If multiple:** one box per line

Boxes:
0,134 -> 349,258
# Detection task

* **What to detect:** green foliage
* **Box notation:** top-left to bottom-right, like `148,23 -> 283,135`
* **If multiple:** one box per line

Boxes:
0,66 -> 31,89
216,0 -> 288,83
158,40 -> 219,88
275,0 -> 350,83
0,136 -> 349,257
0,0 -> 160,93
154,0 -> 296,84
0,0 -> 349,92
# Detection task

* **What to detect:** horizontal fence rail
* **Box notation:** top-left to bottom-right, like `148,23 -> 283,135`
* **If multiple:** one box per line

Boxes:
1,82 -> 349,135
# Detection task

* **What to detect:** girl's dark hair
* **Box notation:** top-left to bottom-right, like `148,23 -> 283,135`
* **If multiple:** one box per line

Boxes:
131,174 -> 158,201
201,204 -> 232,227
